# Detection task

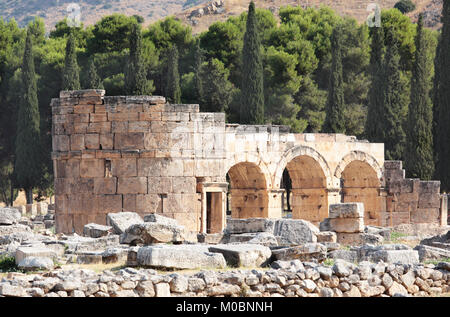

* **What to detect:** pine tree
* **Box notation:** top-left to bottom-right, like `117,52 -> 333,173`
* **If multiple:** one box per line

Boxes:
323,25 -> 346,133
62,30 -> 80,91
125,23 -> 149,95
434,0 -> 450,190
365,25 -> 385,142
405,14 -> 434,180
166,45 -> 181,104
381,30 -> 406,161
240,1 -> 264,124
14,28 -> 41,204
87,59 -> 104,90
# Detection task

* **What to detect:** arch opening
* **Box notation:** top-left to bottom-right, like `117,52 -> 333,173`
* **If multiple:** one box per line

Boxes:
341,160 -> 382,225
285,155 -> 328,225
227,162 -> 269,219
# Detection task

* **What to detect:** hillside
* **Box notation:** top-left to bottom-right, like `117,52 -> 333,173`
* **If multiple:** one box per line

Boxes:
0,0 -> 443,31
0,0 -> 210,29
177,0 -> 444,34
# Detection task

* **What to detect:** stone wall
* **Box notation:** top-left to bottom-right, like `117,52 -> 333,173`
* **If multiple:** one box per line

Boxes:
1,261 -> 449,297
383,161 -> 445,227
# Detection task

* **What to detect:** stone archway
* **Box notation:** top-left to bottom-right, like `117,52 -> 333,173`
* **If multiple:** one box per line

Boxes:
337,153 -> 383,226
227,162 -> 270,219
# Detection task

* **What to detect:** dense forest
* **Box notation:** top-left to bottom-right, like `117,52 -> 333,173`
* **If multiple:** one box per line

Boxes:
0,2 -> 449,204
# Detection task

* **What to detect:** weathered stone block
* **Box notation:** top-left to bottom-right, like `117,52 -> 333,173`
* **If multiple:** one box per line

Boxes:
94,177 -> 117,194
114,133 -> 144,150
329,218 -> 364,233
329,203 -> 364,219
208,244 -> 271,267
117,177 -> 147,194
15,246 -> 57,265
84,134 -> 100,150
80,159 -> 105,178
111,158 -> 137,177
70,134 -> 85,151
106,212 -> 144,234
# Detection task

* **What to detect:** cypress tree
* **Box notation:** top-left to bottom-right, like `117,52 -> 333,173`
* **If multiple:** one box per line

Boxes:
323,25 -> 346,133
405,14 -> 434,180
240,1 -> 264,124
193,40 -> 204,103
62,30 -> 80,91
14,28 -> 41,204
434,0 -> 450,190
166,45 -> 181,104
365,25 -> 385,142
87,59 -> 104,90
381,30 -> 406,161
125,23 -> 149,95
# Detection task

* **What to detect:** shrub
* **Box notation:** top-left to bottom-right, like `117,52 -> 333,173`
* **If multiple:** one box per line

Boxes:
394,0 -> 416,14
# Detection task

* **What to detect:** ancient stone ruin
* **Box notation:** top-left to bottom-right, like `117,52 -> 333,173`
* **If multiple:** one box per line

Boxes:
51,90 -> 447,235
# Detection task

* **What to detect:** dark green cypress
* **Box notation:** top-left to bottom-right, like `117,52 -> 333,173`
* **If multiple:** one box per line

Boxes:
240,1 -> 264,124
381,30 -> 406,161
193,40 -> 204,103
323,25 -> 346,133
62,30 -> 80,91
166,45 -> 181,104
14,28 -> 41,204
405,14 -> 434,180
365,25 -> 385,142
87,59 -> 104,90
434,0 -> 450,190
125,23 -> 149,95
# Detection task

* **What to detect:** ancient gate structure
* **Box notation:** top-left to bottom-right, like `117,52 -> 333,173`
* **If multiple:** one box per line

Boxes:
51,90 -> 447,234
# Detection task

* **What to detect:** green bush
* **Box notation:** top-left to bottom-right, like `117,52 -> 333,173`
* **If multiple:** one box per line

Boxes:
0,254 -> 19,272
394,0 -> 416,14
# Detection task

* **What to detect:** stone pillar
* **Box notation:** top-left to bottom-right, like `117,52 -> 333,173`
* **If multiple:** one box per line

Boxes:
267,189 -> 284,219
440,194 -> 448,227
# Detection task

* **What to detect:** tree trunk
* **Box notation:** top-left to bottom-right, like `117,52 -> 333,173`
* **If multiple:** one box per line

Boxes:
9,183 -> 14,206
25,187 -> 33,204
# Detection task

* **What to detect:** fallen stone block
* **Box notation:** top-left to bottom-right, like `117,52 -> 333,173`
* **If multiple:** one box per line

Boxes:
0,283 -> 26,297
329,218 -> 364,233
414,244 -> 450,262
272,243 -> 327,262
17,257 -> 54,271
197,233 -> 227,244
270,260 -> 305,271
83,223 -> 113,238
369,250 -> 419,264
329,203 -> 364,219
15,246 -> 57,265
120,222 -> 186,245
208,244 -> 271,267
0,208 -> 22,225
316,231 -> 337,243
328,250 -> 359,263
106,212 -> 143,234
336,232 -> 383,245
143,213 -> 179,226
273,219 -> 319,246
228,232 -> 278,247
225,218 -> 275,234
137,245 -> 226,270
101,247 -> 128,264
76,252 -> 103,264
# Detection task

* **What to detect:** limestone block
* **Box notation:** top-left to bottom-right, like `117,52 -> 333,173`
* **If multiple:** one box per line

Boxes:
273,219 -> 319,245
136,194 -> 161,214
128,121 -> 151,132
171,177 -> 196,194
316,231 -> 337,243
272,243 -> 327,262
139,112 -> 162,121
106,211 -> 144,234
114,133 -> 144,150
36,202 -> 48,216
70,134 -> 85,151
411,208 -> 440,224
111,121 -> 128,133
99,134 -> 113,150
329,218 -> 364,233
418,193 -> 441,209
96,195 -> 122,213
329,203 -> 364,219
84,134 -> 100,150
94,177 -> 117,194
73,122 -> 88,133
137,158 -> 169,177
123,194 -> 137,211
144,133 -> 170,150
15,246 -> 57,264
226,218 -> 275,234
80,159 -> 105,178
111,158 -> 137,177
74,104 -> 94,113
107,112 -> 139,122
117,177 -> 147,194
53,135 -> 70,152
148,177 -> 172,194
90,113 -> 107,122
120,222 -> 186,244
137,245 -> 225,270
0,208 -> 21,225
208,244 -> 271,267
83,223 -> 112,238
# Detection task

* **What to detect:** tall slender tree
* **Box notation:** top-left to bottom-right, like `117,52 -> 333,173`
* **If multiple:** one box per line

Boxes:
125,23 -> 149,95
323,24 -> 346,133
14,28 -> 42,204
166,45 -> 181,103
405,14 -> 434,180
365,25 -> 385,142
381,30 -> 406,161
433,0 -> 450,190
87,59 -> 104,90
62,30 -> 80,90
240,1 -> 264,124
